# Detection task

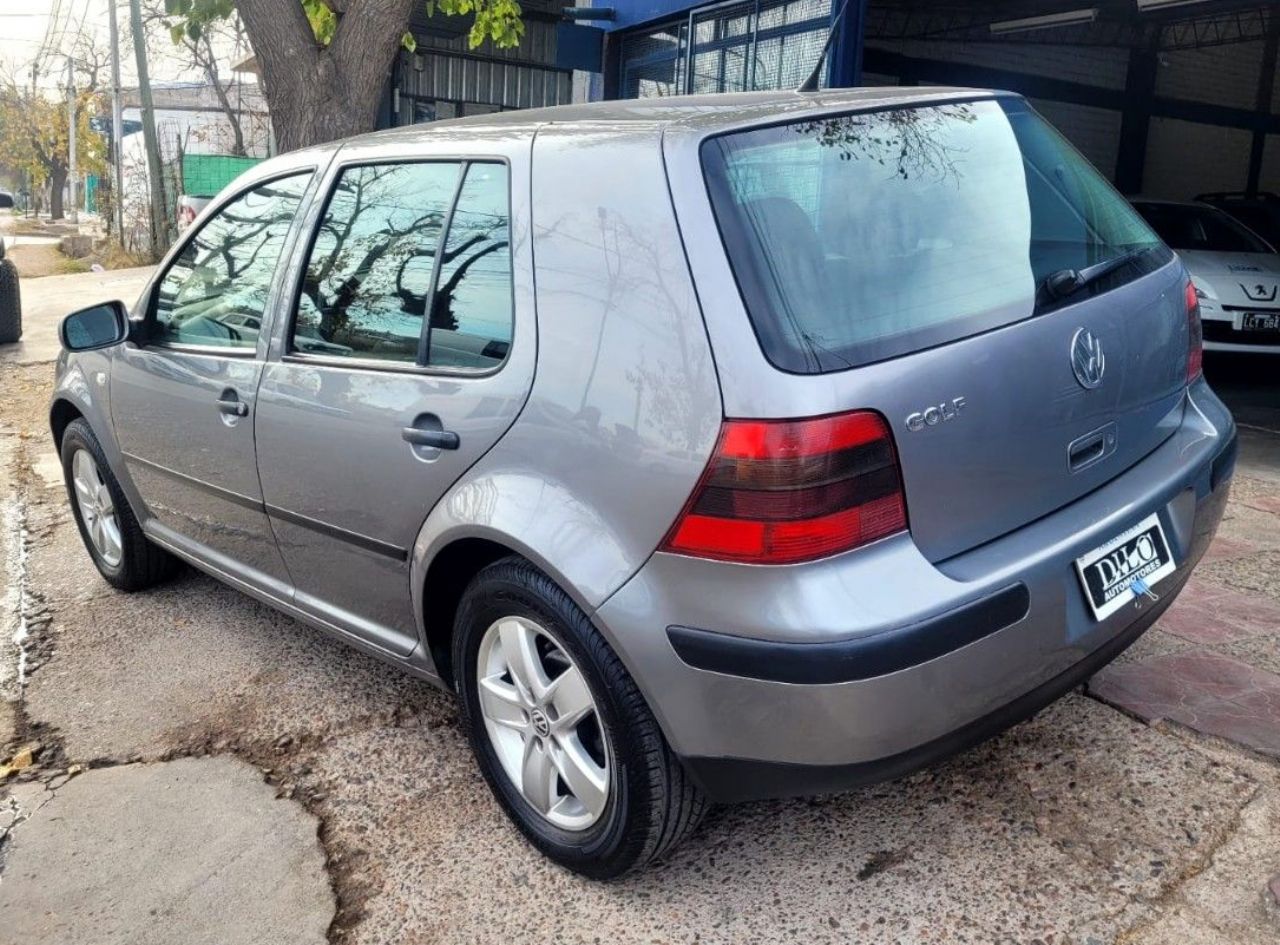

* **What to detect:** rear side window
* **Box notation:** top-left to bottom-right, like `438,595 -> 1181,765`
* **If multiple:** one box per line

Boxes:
425,164 -> 514,369
293,161 -> 513,370
702,98 -> 1167,373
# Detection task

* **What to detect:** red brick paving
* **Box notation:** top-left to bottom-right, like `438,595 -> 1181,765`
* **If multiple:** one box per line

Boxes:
1156,586 -> 1280,645
1088,651 -> 1280,759
1199,535 -> 1262,564
1241,493 -> 1280,516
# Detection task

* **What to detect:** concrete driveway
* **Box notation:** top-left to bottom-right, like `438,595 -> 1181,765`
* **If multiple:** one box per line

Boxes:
1,268 -> 1279,945
0,266 -> 152,366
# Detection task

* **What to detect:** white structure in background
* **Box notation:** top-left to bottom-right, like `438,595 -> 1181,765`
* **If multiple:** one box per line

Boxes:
117,81 -> 272,252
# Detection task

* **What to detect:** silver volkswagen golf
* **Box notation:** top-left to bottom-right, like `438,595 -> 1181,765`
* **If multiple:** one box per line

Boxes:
52,88 -> 1235,878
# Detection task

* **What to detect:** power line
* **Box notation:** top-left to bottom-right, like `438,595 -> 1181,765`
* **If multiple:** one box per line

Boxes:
34,0 -> 69,73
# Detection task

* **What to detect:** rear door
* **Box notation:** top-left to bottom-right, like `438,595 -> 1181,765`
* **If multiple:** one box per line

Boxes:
254,137 -> 535,656
675,94 -> 1191,562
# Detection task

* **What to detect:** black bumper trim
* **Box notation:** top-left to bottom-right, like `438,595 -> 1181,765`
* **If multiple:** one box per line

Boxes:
666,583 -> 1030,685
681,581 -> 1180,804
1211,428 -> 1239,492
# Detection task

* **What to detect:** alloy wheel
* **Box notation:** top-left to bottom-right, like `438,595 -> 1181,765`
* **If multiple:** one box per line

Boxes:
475,615 -> 611,831
71,449 -> 123,568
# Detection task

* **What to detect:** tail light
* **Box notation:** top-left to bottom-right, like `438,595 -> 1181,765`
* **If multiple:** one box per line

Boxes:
660,410 -> 907,565
1185,280 -> 1203,383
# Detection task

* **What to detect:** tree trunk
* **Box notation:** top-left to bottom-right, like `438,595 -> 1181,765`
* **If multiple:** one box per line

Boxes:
49,166 -> 67,220
238,0 -> 417,152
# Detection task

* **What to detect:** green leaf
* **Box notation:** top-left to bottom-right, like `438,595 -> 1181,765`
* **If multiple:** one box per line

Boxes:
401,31 -> 417,52
429,0 -> 523,49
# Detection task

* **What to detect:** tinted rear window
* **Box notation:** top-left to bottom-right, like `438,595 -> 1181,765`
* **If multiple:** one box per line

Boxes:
702,98 -> 1167,373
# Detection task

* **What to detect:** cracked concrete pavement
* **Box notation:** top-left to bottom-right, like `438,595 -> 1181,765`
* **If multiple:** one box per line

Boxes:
2,268 -> 1280,944
0,757 -> 334,945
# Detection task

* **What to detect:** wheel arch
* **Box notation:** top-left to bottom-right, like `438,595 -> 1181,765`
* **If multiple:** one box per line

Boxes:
410,470 -> 637,689
417,534 -> 519,689
50,397 -> 84,451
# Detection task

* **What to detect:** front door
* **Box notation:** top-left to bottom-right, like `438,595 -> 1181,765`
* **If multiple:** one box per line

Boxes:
111,171 -> 315,591
255,154 -> 534,656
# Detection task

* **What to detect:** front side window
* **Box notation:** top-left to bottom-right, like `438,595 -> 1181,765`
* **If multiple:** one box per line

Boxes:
153,173 -> 312,349
702,98 -> 1168,373
293,161 -> 512,370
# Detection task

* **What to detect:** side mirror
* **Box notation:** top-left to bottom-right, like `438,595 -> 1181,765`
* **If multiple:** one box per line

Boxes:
60,301 -> 130,352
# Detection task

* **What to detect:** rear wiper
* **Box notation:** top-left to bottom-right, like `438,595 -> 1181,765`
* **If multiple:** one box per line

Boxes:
1041,247 -> 1157,303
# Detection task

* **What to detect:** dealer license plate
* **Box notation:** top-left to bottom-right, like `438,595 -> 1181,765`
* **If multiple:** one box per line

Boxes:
1074,514 -> 1176,621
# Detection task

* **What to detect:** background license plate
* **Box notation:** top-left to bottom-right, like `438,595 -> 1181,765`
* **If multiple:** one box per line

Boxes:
1243,312 -> 1280,331
1074,514 -> 1175,621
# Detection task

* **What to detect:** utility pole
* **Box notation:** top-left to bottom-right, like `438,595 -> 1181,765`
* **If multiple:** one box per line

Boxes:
107,0 -> 126,240
129,0 -> 169,257
66,56 -> 78,224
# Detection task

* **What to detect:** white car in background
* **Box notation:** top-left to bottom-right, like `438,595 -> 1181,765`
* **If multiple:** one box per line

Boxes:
1132,199 -> 1280,354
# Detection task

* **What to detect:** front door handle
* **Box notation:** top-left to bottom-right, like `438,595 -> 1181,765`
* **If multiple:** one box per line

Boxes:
402,426 -> 459,450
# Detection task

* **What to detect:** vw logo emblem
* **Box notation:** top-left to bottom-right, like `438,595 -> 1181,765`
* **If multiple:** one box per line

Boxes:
530,708 -> 551,739
1071,328 -> 1105,390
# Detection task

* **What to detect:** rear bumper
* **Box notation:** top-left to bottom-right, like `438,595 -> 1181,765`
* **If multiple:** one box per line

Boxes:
593,379 -> 1236,803
683,584 -> 1179,802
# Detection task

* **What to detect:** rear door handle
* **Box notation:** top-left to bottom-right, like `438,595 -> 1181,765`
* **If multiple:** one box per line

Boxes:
402,427 -> 459,450
217,394 -> 249,417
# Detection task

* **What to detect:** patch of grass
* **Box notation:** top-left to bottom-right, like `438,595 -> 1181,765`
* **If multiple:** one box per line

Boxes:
54,256 -> 92,275
94,243 -> 152,270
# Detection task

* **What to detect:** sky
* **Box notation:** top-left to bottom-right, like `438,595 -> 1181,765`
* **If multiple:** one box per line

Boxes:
0,1 -> 247,97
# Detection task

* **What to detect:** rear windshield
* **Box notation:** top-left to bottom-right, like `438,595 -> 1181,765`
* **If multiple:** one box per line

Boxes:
1133,202 -> 1274,255
702,98 -> 1169,373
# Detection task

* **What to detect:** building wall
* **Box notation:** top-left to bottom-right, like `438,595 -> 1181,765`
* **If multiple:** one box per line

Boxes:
395,7 -> 573,123
1155,41 -> 1264,110
863,33 -> 1278,200
875,38 -> 1129,89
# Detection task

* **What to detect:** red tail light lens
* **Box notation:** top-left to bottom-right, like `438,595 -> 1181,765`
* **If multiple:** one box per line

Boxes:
660,411 -> 907,564
1185,280 -> 1203,383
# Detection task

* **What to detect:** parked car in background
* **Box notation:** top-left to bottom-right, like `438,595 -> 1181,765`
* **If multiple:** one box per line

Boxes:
1196,191 -> 1280,250
1133,199 -> 1280,354
0,191 -> 15,210
176,193 -> 212,229
50,89 -> 1235,877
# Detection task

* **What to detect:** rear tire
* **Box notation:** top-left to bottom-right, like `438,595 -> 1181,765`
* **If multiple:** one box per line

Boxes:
453,556 -> 706,878
61,418 -> 179,591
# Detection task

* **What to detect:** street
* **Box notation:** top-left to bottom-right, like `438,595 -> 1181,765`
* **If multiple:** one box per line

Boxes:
2,268 -> 1280,945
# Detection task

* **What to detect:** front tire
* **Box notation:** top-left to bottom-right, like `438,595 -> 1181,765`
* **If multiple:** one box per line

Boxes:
453,556 -> 706,878
61,418 -> 179,591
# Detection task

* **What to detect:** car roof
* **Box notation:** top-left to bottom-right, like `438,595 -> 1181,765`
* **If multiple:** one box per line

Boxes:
344,86 -> 1004,143
248,86 -> 1009,183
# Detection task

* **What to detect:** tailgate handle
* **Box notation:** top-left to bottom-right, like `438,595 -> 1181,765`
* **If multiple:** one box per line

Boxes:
1068,422 -> 1117,473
